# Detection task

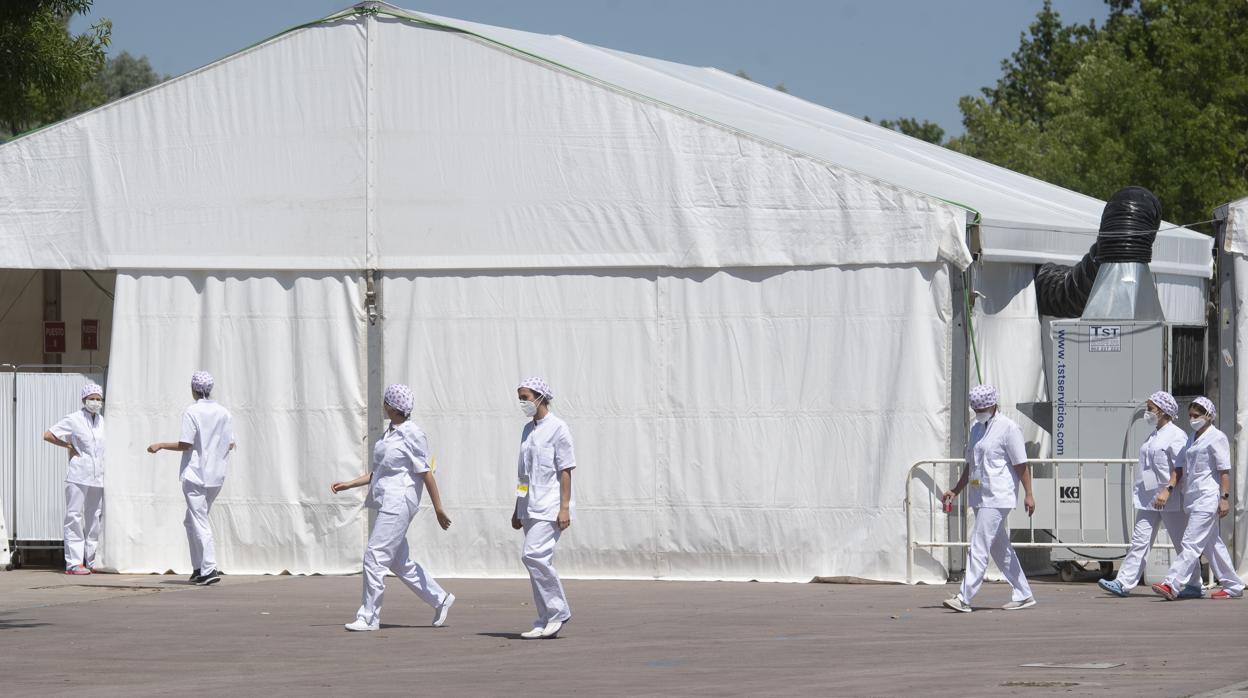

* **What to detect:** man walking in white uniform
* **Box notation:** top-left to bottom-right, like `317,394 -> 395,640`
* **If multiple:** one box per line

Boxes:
942,384 -> 1037,612
148,371 -> 234,586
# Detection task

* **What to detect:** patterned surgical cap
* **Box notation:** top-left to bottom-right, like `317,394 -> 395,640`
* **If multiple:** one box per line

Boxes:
1148,391 -> 1178,419
384,383 -> 414,416
81,383 -> 103,401
518,376 -> 554,401
968,384 -> 998,411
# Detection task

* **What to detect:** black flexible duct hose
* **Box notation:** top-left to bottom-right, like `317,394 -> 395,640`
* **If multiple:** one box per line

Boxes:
1034,186 -> 1163,318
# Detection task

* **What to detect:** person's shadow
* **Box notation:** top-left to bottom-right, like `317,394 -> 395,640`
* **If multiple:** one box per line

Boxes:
0,611 -> 51,630
477,631 -> 528,640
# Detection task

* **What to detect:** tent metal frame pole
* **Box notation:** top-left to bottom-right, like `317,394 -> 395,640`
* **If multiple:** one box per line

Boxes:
948,261 -> 971,576
1214,205 -> 1239,564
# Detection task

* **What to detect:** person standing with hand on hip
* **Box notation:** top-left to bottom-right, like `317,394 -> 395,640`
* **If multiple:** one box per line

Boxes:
1152,397 -> 1245,600
512,377 -> 576,639
332,383 -> 455,632
941,384 -> 1037,613
147,371 -> 234,586
43,383 -> 107,574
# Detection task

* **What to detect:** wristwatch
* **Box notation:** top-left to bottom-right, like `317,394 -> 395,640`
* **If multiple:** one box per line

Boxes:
1165,484 -> 1174,492
1223,492 -> 1231,500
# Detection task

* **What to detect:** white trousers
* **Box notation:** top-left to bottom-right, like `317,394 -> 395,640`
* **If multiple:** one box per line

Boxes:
1116,508 -> 1191,591
522,518 -> 571,627
182,481 -> 221,575
959,507 -> 1032,604
1163,511 -> 1245,594
63,483 -> 103,569
355,501 -> 448,626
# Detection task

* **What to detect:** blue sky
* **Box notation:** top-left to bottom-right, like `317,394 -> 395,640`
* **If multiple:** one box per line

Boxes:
71,1 -> 1108,138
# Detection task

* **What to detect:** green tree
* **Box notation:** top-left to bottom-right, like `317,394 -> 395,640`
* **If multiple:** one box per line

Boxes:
0,0 -> 111,137
90,51 -> 166,102
948,0 -> 1248,225
873,117 -> 946,145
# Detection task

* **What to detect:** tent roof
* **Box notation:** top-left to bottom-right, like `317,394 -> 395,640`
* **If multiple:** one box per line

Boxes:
0,2 -> 1211,276
383,3 -> 1210,277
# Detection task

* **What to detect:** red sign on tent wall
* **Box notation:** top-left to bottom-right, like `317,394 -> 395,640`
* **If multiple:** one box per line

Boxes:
81,319 -> 99,351
44,321 -> 66,353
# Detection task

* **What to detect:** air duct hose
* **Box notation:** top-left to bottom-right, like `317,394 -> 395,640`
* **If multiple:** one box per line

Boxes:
1034,186 -> 1163,318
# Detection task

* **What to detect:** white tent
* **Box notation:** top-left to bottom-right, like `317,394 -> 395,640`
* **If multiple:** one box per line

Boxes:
0,3 -> 1213,581
1216,197 -> 1248,577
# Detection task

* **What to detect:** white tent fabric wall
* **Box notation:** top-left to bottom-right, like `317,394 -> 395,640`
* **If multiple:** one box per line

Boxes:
383,264 -> 956,583
103,272 -> 368,574
1226,197 -> 1248,577
370,17 -> 968,271
0,20 -> 368,270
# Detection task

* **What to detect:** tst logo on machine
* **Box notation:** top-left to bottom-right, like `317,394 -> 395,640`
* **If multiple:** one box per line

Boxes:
1088,325 -> 1122,352
1060,485 -> 1081,503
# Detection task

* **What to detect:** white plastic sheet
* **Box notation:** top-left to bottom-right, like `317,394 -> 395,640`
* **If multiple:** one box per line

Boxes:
102,272 -> 368,574
1232,252 -> 1248,577
381,264 -> 955,582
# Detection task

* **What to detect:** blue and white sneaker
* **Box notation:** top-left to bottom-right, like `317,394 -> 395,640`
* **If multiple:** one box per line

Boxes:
1098,578 -> 1128,597
1176,584 -> 1204,600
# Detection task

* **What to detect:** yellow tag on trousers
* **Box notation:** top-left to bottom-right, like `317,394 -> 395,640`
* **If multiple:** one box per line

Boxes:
516,483 -> 529,497
970,479 -> 982,488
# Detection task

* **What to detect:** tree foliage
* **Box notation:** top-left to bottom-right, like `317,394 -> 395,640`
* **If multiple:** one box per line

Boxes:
947,0 -> 1248,225
872,117 -> 945,145
0,0 -> 111,136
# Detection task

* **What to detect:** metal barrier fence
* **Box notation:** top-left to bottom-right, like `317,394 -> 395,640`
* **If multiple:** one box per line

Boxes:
1,364 -> 105,567
904,458 -> 1170,584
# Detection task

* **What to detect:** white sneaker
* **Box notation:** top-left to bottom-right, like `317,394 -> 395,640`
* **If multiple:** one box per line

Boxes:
539,619 -> 564,638
942,596 -> 972,613
1002,597 -> 1036,611
519,627 -> 545,639
432,593 -> 455,627
344,618 -> 379,632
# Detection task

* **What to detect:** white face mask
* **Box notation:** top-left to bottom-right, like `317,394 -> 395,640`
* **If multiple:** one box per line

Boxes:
519,399 -> 538,418
1144,411 -> 1159,427
1190,417 -> 1209,431
973,410 -> 993,424
84,399 -> 103,415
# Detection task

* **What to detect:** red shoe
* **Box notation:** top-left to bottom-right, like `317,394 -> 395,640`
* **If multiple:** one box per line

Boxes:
1211,589 -> 1243,599
1151,582 -> 1177,600
64,565 -> 92,575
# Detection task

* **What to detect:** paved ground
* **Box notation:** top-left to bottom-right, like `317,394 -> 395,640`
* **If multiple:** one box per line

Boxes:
1,569 -> 1245,697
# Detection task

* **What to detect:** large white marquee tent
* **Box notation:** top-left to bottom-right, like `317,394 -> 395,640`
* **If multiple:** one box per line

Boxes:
0,3 -> 1220,581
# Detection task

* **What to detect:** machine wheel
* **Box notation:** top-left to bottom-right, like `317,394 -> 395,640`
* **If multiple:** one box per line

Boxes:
7,549 -> 21,570
1099,561 -> 1116,580
1059,561 -> 1080,583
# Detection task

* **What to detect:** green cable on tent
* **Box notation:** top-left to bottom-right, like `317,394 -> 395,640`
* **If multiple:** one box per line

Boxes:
964,284 -> 983,385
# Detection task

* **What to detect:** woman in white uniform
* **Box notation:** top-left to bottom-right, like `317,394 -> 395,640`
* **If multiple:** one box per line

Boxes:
512,377 -> 576,638
332,383 -> 455,631
43,383 -> 106,574
1152,397 -> 1245,600
941,384 -> 1036,612
1097,391 -> 1200,598
147,371 -> 235,586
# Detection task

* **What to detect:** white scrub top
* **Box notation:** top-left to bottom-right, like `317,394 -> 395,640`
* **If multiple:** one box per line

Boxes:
1133,421 -> 1186,511
49,409 -> 105,488
516,413 -> 576,522
366,421 -> 429,513
965,413 -> 1027,509
179,399 -> 234,488
1177,427 -> 1230,514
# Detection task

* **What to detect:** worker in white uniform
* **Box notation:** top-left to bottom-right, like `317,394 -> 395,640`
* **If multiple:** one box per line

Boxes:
512,376 -> 576,638
941,384 -> 1036,612
147,371 -> 235,586
332,383 -> 455,632
1152,397 -> 1245,600
43,383 -> 107,574
1097,391 -> 1200,598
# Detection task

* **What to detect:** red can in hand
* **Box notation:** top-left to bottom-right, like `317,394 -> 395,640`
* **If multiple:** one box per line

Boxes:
943,500 -> 953,514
